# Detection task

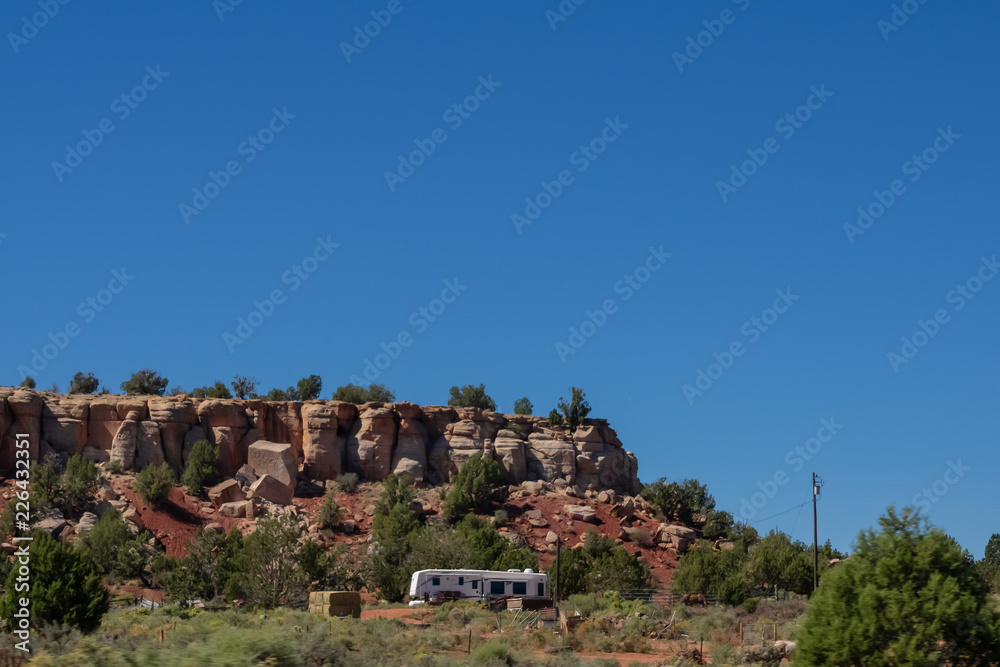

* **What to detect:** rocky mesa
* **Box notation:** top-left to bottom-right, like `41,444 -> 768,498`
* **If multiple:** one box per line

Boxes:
0,388 -> 641,495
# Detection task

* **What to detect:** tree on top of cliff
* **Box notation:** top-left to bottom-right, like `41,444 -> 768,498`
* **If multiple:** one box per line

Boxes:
513,397 -> 533,415
448,384 -> 496,411
261,375 -> 323,401
191,381 -> 233,399
18,376 -> 35,389
331,383 -> 396,403
69,372 -> 100,394
557,387 -> 591,432
121,369 -> 169,396
230,375 -> 258,399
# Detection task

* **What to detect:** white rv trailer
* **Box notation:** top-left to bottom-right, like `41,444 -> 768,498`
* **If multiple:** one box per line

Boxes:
408,568 -> 548,605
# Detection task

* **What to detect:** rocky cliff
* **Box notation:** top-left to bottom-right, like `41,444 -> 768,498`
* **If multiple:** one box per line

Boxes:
0,388 -> 641,495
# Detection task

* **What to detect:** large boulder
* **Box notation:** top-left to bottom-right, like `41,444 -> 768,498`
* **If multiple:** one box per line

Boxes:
492,436 -> 526,484
40,394 -> 90,455
219,500 -> 254,518
208,479 -> 245,508
390,415 -> 427,484
211,426 -> 243,477
525,433 -> 576,485
247,441 -> 297,488
346,407 -> 396,481
301,402 -> 346,480
1,390 -> 42,470
148,396 -> 198,471
249,473 -> 293,505
136,421 -> 165,471
109,419 -> 138,470
565,505 -> 598,524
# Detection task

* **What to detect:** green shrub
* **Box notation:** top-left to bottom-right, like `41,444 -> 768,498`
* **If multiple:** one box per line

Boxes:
494,509 -> 508,525
505,422 -> 521,434
442,454 -> 507,523
447,384 -> 496,411
120,369 -> 168,396
181,439 -> 221,496
69,372 -> 99,394
331,383 -> 395,403
712,643 -> 737,665
316,492 -> 344,529
740,644 -> 783,667
104,460 -> 124,475
513,397 -> 533,415
135,462 -> 175,508
0,531 -> 108,632
191,381 -> 232,399
472,639 -> 514,665
742,597 -> 760,614
335,472 -> 359,493
547,409 -> 564,427
79,509 -> 150,579
63,454 -> 100,511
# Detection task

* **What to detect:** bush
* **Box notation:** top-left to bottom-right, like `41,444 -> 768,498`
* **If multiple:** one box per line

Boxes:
332,383 -> 395,403
79,509 -> 150,579
191,381 -> 232,399
447,384 -> 496,411
63,454 -> 100,511
513,397 -> 533,415
0,531 -> 108,632
442,454 -> 507,523
796,507 -> 1000,664
69,372 -> 99,394
105,460 -> 124,475
120,369 -> 169,396
494,509 -> 508,525
335,472 -> 359,493
18,376 -> 36,389
740,645 -> 783,667
181,439 -> 221,496
547,409 -> 564,427
505,422 -> 521,434
472,640 -> 514,665
316,492 -> 344,529
135,462 -> 175,508
742,597 -> 760,614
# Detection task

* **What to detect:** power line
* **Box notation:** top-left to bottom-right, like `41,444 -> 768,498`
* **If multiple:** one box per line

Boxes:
746,498 -> 813,527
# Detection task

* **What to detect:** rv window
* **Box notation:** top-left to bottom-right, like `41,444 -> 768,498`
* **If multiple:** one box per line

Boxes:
538,582 -> 545,597
458,577 -> 464,586
432,577 -> 440,586
472,580 -> 478,590
490,581 -> 505,596
513,582 -> 526,596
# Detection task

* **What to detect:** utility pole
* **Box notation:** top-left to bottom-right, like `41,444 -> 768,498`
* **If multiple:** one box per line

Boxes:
812,472 -> 823,591
555,537 -> 561,604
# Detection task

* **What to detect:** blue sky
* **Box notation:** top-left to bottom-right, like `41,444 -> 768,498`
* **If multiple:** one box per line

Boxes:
2,1 -> 998,556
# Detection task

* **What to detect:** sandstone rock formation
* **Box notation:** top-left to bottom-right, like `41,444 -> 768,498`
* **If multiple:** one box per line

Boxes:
0,389 -> 641,495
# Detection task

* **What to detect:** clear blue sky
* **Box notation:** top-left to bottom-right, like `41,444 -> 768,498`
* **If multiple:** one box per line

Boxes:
2,1 -> 998,557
